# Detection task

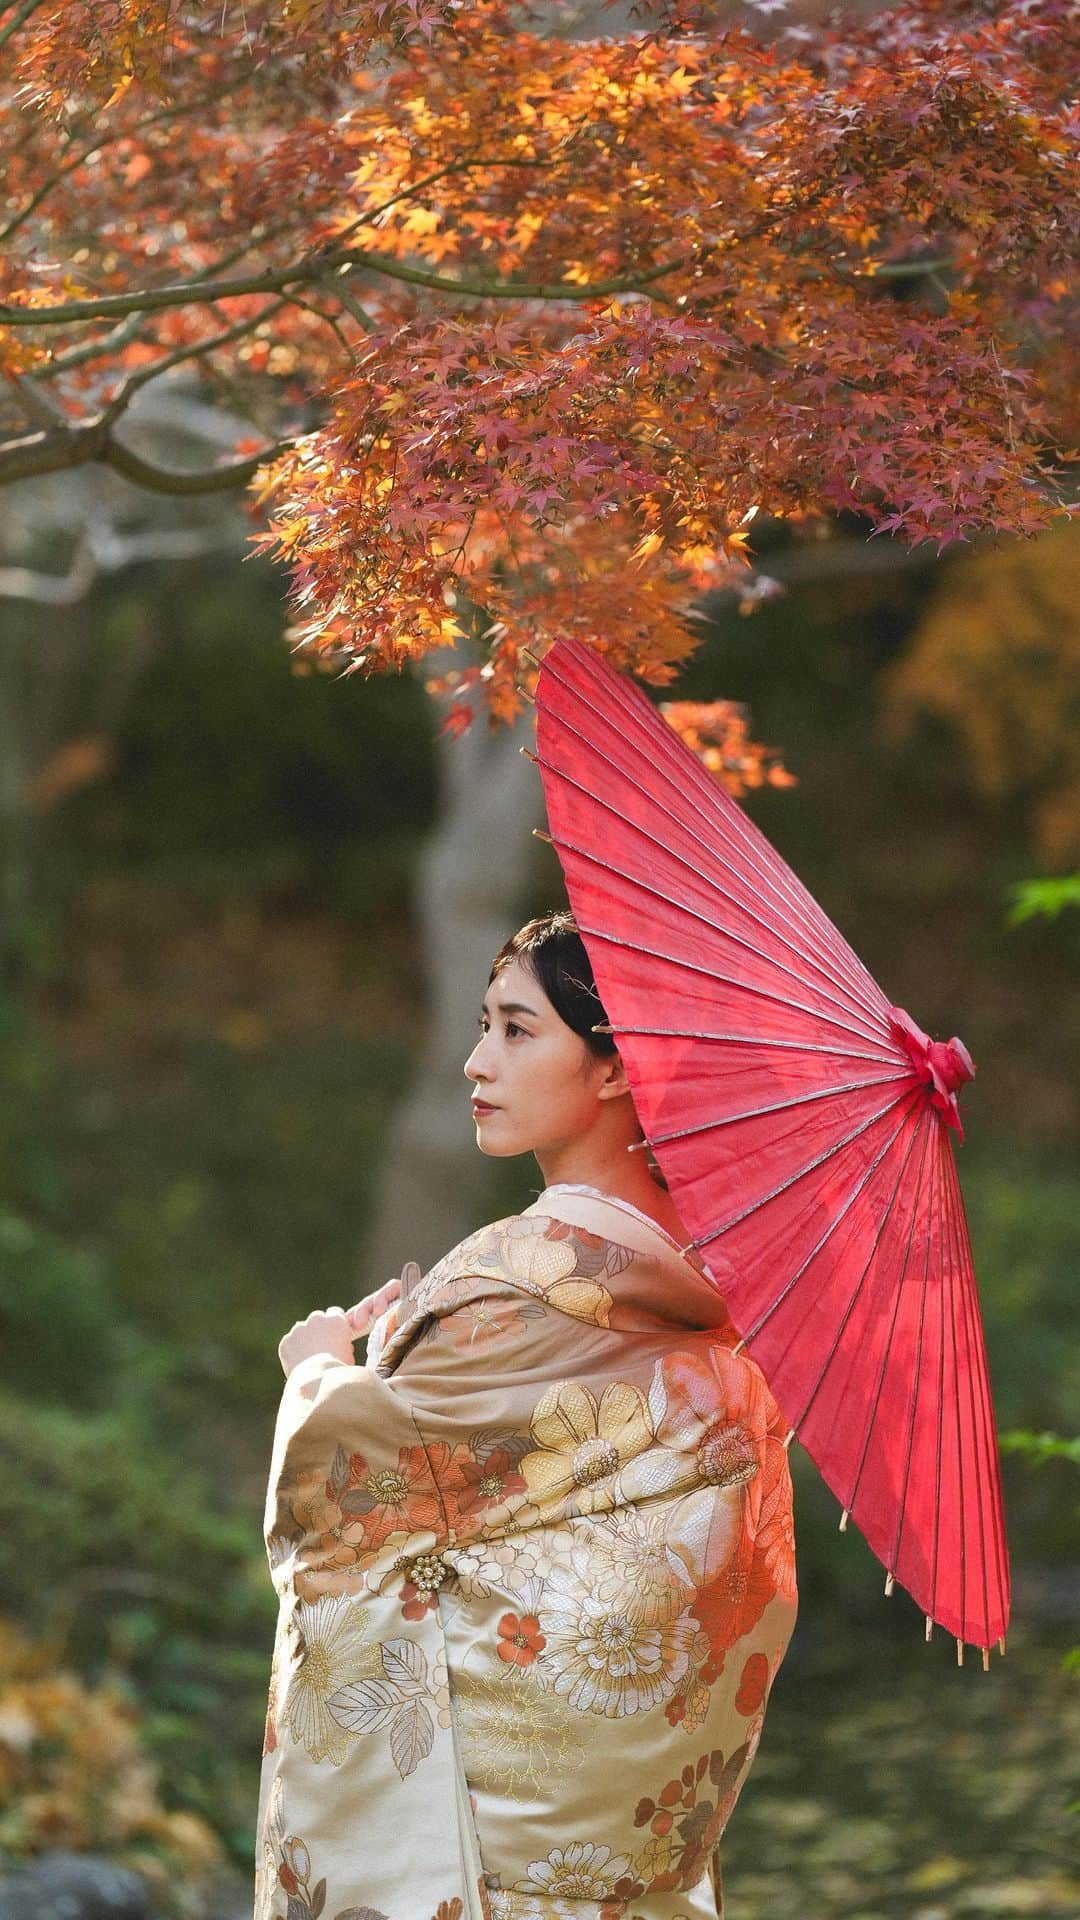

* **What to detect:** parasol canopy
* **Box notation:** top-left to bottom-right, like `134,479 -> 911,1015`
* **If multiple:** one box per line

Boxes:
526,634 -> 1010,1668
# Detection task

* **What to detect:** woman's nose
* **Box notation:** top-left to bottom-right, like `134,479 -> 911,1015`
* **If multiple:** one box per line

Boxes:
464,1040 -> 488,1079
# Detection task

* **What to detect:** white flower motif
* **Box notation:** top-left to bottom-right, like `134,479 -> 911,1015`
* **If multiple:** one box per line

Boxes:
537,1563 -> 696,1717
580,1508 -> 695,1624
518,1841 -> 633,1898
254,1776 -> 286,1920
281,1593 -> 378,1764
478,1523 -> 577,1593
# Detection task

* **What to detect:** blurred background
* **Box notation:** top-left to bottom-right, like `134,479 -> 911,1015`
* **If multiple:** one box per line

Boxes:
0,486 -> 1077,1917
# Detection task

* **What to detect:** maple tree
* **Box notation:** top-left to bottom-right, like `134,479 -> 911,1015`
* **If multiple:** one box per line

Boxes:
1,0 -> 1075,745
883,518 -> 1080,863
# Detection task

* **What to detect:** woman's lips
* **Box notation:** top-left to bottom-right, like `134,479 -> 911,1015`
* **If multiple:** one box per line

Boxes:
471,1100 -> 498,1114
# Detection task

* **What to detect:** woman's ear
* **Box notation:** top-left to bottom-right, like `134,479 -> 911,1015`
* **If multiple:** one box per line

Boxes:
595,1049 -> 634,1102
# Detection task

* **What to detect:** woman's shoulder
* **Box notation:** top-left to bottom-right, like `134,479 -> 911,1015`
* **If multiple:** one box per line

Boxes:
398,1201 -> 733,1341
403,1207 -> 628,1330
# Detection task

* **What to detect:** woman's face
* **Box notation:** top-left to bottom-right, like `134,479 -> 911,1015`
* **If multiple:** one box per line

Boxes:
463,954 -> 627,1157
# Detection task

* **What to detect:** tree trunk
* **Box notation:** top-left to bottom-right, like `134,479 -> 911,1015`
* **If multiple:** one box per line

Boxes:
359,669 -> 545,1283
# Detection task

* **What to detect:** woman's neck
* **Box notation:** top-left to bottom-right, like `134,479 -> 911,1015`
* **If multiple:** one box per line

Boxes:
534,1149 -> 687,1242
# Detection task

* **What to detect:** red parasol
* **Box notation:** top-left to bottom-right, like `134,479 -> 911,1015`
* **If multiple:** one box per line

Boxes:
525,634 -> 1010,1668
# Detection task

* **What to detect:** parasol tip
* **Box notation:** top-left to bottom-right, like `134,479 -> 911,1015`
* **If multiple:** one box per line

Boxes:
999,1636 -> 1006,1656
591,1022 -> 615,1034
982,1648 -> 991,1672
626,1137 -> 648,1152
956,1638 -> 965,1667
925,1615 -> 934,1642
838,1507 -> 849,1532
519,745 -> 540,764
532,828 -> 555,844
884,1572 -> 895,1597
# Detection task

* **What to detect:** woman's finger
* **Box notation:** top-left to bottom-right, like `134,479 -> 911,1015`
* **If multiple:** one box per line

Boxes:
347,1280 -> 398,1334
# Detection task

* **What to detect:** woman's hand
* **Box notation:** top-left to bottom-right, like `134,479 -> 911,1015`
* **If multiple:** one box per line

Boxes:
278,1306 -> 358,1379
278,1276 -> 407,1379
345,1273 -> 403,1339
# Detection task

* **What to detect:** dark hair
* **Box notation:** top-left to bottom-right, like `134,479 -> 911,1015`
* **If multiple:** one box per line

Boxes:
488,910 -> 617,1059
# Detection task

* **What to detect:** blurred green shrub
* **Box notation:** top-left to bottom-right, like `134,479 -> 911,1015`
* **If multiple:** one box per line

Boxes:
0,1382 -> 273,1862
0,1208 -> 116,1403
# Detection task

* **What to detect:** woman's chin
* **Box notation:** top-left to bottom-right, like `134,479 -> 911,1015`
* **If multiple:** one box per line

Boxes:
473,1122 -> 522,1159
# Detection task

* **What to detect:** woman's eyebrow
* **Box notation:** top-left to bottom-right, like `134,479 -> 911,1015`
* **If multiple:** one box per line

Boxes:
480,999 -> 540,1018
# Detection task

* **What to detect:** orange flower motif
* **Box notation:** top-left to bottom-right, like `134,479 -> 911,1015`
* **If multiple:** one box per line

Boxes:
654,1343 -> 772,1498
735,1650 -> 769,1716
401,1577 -> 441,1621
756,1458 -> 798,1603
289,1468 -> 369,1573
653,1340 -> 796,1656
497,1611 -> 546,1667
339,1444 -> 443,1548
693,1534 -> 779,1679
453,1448 -> 528,1524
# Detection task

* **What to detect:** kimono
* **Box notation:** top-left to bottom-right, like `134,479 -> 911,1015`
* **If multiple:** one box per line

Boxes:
255,1181 -> 798,1920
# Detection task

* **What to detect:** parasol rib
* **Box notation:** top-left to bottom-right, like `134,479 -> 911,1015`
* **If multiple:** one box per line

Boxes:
576,922 -> 898,1055
841,1110 -> 935,1533
630,1071 -> 915,1149
887,1123 -> 939,1614
945,1139 -> 1003,1647
721,1089 -> 925,1345
534,740 -> 888,1039
544,821 -> 893,1050
543,650 -> 890,1020
952,1127 -> 1009,1634
787,1103 -> 931,1438
953,1144 -> 1006,1643
930,1135 -> 948,1639
696,1085 -> 923,1244
598,1026 -> 901,1061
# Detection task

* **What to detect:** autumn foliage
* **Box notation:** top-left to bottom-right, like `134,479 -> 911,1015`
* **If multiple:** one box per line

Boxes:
0,1613 -> 222,1896
1,0 -> 1075,735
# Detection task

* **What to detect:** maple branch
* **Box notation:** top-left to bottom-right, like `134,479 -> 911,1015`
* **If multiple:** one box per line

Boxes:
0,102 -> 193,246
356,151 -> 564,231
31,225 -> 309,380
0,417 -> 295,492
102,435 -> 294,495
282,288 -> 356,359
866,258 -> 953,280
7,369 -> 66,432
0,521 -> 243,604
97,297 -> 295,426
0,239 -> 689,328
0,0 -> 45,52
314,267 -> 378,333
355,247 -> 686,304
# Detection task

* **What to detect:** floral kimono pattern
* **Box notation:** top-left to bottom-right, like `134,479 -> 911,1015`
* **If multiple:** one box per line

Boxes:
255,1183 -> 798,1920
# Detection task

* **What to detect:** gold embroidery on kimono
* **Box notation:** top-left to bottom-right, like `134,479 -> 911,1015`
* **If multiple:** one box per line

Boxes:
255,1186 -> 798,1920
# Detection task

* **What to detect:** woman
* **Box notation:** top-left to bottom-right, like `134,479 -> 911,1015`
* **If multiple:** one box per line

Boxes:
256,911 -> 798,1920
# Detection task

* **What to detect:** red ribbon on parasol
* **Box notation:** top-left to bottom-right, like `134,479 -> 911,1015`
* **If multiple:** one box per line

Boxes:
525,635 -> 1010,1669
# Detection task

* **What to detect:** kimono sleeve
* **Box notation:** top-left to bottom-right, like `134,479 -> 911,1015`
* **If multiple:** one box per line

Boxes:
262,1349 -> 452,1604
